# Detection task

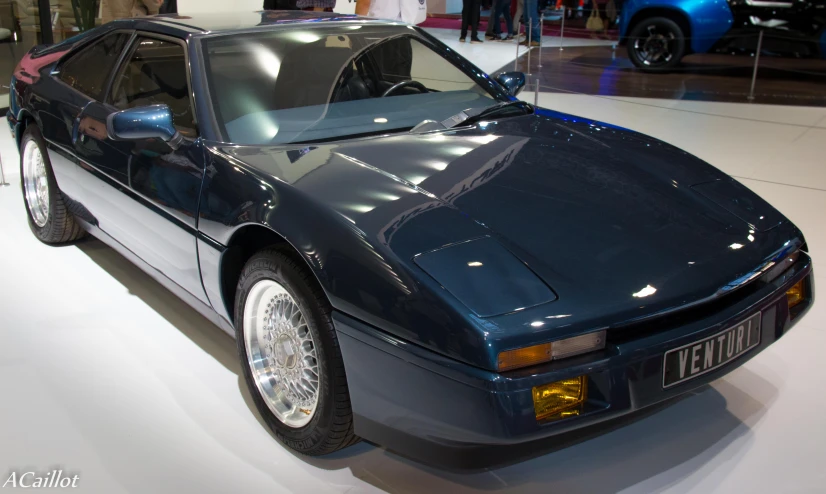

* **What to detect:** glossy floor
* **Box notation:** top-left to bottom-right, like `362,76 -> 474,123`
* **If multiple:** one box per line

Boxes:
517,46 -> 826,107
424,27 -> 615,75
1,46 -> 825,494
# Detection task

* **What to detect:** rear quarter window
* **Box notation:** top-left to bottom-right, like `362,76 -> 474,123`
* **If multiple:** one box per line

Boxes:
58,32 -> 131,100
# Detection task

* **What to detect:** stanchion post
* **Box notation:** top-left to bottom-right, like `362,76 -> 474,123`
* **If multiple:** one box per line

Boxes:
534,79 -> 539,106
747,30 -> 764,102
526,18 -> 532,76
559,11 -> 565,51
514,22 -> 520,71
0,153 -> 10,186
538,13 -> 543,68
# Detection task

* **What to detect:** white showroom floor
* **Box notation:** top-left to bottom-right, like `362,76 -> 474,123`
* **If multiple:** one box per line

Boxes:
1,28 -> 825,494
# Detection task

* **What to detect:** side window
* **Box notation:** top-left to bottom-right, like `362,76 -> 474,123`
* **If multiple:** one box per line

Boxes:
109,37 -> 197,136
59,33 -> 131,100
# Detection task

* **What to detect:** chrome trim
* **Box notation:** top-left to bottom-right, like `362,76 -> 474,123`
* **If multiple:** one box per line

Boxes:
745,0 -> 793,7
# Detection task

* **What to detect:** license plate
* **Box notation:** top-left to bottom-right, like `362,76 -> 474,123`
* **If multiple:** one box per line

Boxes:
662,312 -> 761,388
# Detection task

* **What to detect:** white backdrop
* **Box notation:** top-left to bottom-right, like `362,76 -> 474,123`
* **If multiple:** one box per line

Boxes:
177,0 -> 357,15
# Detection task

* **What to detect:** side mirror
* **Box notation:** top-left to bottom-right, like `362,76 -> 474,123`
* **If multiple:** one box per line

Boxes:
106,104 -> 183,149
495,71 -> 526,97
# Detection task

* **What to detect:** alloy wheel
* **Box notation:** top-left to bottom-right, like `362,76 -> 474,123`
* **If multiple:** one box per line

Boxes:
634,24 -> 677,67
243,279 -> 320,428
22,139 -> 50,227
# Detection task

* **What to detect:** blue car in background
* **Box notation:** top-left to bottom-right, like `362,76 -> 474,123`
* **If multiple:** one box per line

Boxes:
619,0 -> 826,71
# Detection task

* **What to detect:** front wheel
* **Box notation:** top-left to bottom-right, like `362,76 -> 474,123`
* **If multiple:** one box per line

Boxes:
234,248 -> 359,455
627,17 -> 686,72
19,125 -> 86,243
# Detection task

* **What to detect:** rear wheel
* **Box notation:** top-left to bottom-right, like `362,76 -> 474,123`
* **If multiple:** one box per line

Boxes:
19,125 -> 86,243
235,248 -> 359,455
627,17 -> 686,72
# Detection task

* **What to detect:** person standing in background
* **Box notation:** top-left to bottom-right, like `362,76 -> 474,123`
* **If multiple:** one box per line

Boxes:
264,0 -> 303,9
519,0 -> 540,46
488,0 -> 514,40
297,0 -> 337,11
355,0 -> 371,14
460,0 -> 483,43
561,0 -> 576,18
581,0 -> 592,17
484,0 -> 497,41
159,0 -> 177,13
101,0 -> 163,23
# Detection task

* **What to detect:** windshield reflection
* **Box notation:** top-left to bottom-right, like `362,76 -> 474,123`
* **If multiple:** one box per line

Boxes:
202,26 -> 503,145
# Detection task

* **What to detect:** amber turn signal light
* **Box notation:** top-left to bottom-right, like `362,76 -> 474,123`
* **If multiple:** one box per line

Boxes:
532,376 -> 587,420
497,331 -> 606,372
497,343 -> 552,372
786,280 -> 805,309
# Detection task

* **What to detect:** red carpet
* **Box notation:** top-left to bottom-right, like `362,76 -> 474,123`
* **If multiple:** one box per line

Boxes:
419,16 -> 616,40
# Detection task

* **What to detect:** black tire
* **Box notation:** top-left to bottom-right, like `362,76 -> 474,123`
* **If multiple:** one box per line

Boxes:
19,125 -> 86,244
234,248 -> 359,455
627,16 -> 686,72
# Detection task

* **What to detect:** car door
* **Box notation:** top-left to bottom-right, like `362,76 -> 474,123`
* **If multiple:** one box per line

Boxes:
39,30 -> 133,207
70,33 -> 209,304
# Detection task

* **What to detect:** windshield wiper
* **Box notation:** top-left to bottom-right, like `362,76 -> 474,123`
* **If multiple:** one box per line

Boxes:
409,100 -> 533,134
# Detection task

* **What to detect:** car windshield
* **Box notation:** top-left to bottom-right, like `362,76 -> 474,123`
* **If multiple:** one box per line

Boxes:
201,24 -> 502,145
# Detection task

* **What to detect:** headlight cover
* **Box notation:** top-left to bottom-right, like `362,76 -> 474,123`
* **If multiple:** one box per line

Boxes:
692,179 -> 784,232
413,236 -> 556,317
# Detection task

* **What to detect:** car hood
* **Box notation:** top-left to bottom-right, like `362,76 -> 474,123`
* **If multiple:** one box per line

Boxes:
218,110 -> 800,329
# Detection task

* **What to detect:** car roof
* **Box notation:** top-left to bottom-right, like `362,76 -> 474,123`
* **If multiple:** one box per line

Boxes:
112,11 -> 391,37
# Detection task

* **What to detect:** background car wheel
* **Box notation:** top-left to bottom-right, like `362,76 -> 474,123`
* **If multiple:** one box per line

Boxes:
234,248 -> 359,455
627,17 -> 686,72
19,125 -> 86,244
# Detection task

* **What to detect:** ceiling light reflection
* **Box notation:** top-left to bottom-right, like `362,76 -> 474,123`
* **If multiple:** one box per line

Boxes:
449,146 -> 473,155
289,31 -> 322,43
632,285 -> 657,298
350,204 -> 375,213
468,135 -> 498,144
251,44 -> 281,79
467,261 -> 483,267
372,192 -> 401,201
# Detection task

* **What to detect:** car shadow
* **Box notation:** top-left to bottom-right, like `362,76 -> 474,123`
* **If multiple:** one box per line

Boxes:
75,238 -> 240,374
76,236 -> 778,494
309,375 -> 773,493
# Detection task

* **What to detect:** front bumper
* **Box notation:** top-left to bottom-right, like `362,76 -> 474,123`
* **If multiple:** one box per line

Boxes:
334,258 -> 813,468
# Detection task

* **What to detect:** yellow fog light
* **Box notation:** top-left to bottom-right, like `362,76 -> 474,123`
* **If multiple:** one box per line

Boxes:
786,280 -> 805,309
532,376 -> 587,420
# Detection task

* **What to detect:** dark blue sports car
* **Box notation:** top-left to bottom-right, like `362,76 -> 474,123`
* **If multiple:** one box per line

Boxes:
8,10 -> 814,467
